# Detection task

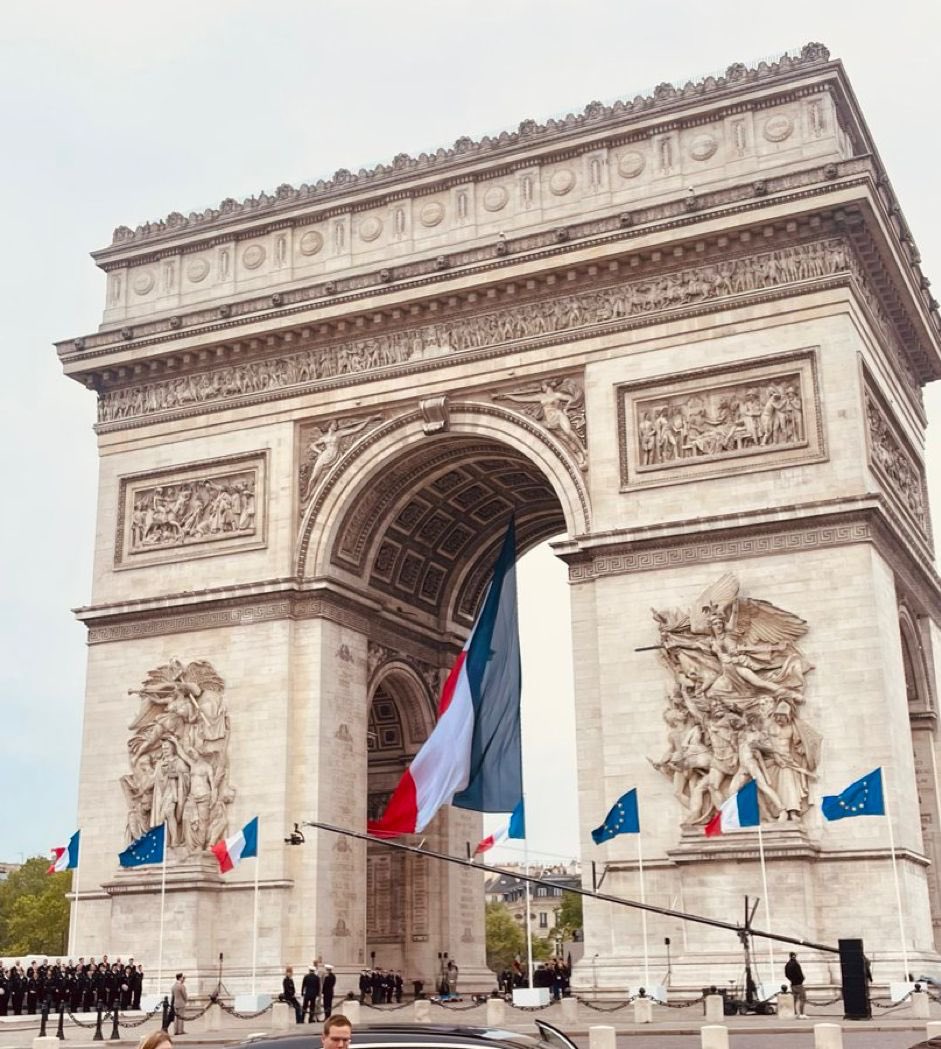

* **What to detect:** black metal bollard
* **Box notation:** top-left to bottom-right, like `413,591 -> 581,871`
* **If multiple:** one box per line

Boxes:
110,1003 -> 120,1040
93,1002 -> 104,1041
56,1003 -> 66,1040
39,1000 -> 49,1038
161,997 -> 169,1032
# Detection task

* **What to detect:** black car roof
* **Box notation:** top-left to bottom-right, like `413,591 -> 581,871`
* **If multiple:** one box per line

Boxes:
241,1023 -> 548,1049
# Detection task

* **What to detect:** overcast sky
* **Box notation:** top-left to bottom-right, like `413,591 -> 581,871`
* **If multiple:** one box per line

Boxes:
1,1 -> 938,869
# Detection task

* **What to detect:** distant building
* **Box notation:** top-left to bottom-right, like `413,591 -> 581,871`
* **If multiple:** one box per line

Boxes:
0,860 -> 22,882
484,862 -> 581,935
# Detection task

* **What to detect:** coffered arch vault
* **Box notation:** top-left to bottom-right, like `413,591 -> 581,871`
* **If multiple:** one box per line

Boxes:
297,401 -> 589,624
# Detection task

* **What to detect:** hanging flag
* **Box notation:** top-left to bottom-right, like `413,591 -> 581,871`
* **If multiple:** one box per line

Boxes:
118,824 -> 166,867
821,768 -> 885,821
368,520 -> 522,837
592,788 -> 640,844
473,799 -> 525,856
47,830 -> 80,874
211,817 -> 259,873
705,780 -> 760,837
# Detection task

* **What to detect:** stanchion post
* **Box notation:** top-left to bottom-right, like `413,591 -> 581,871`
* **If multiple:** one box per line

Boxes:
93,1001 -> 104,1041
56,1003 -> 66,1040
161,997 -> 169,1032
110,1003 -> 120,1040
39,1000 -> 49,1038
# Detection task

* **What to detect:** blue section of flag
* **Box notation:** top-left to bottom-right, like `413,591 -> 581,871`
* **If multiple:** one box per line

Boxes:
241,816 -> 259,858
65,830 -> 81,869
508,799 -> 525,839
118,824 -> 166,867
736,779 -> 760,827
591,788 -> 640,844
821,768 -> 885,821
453,519 -> 523,813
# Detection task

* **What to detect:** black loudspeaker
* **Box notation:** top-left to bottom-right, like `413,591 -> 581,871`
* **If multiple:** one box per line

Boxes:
839,938 -> 871,1020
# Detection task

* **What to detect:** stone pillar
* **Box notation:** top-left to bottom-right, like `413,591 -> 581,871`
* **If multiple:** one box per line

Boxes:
701,1026 -> 729,1049
704,994 -> 725,1022
813,1023 -> 843,1049
34,1038 -> 61,1049
413,999 -> 430,1023
633,998 -> 653,1023
777,991 -> 795,1019
559,997 -> 578,1024
342,1000 -> 360,1025
927,1021 -> 941,1038
588,1025 -> 616,1049
911,990 -> 930,1019
486,998 -> 505,1026
271,1001 -> 294,1030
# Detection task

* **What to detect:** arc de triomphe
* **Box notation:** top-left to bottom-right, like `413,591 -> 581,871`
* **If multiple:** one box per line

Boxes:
59,43 -> 941,992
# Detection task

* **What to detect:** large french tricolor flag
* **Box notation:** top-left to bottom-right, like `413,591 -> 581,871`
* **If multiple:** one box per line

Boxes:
47,830 -> 80,874
368,520 -> 523,837
211,817 -> 259,873
705,780 -> 760,837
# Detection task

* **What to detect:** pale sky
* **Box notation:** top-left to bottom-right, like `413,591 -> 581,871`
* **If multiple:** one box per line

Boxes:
0,1 -> 939,867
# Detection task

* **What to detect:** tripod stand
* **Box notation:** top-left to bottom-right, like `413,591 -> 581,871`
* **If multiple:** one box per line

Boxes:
208,952 -> 233,1002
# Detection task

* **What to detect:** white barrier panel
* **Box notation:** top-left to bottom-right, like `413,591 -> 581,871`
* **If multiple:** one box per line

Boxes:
813,1022 -> 843,1049
890,981 -> 917,1003
700,1025 -> 729,1049
704,994 -> 725,1023
588,1024 -> 616,1049
513,987 -> 551,1007
234,993 -> 272,1013
632,984 -> 668,1003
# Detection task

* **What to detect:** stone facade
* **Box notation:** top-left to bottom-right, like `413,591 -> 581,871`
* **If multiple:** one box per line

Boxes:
59,43 -> 941,995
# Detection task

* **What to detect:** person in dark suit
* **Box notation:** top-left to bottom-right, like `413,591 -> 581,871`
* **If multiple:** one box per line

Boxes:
301,965 -> 321,1023
26,967 -> 38,1014
282,966 -> 302,1024
322,965 -> 336,1017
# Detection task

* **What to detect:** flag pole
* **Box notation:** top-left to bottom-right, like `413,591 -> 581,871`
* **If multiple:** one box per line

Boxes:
637,834 -> 650,990
756,821 -> 775,990
69,852 -> 80,959
157,823 -> 167,996
524,820 -> 534,989
251,823 -> 261,995
881,768 -> 910,980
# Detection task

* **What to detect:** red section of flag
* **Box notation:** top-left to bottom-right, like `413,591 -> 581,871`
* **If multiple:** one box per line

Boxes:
437,651 -> 467,717
473,833 -> 496,856
47,848 -> 66,874
704,812 -> 722,837
211,839 -> 235,873
368,769 -> 419,837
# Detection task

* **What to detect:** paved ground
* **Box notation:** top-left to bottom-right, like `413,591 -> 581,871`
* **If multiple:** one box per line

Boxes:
0,1000 -> 936,1049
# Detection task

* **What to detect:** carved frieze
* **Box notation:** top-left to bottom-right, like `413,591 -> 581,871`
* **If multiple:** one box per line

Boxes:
647,573 -> 820,828
863,373 -> 931,541
367,639 -> 441,707
115,452 -> 268,568
123,659 -> 234,858
98,237 -> 851,428
298,414 -> 384,512
618,349 -> 823,488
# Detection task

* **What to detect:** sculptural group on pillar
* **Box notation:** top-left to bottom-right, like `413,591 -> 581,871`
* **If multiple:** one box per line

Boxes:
121,659 -> 234,858
649,574 -> 820,828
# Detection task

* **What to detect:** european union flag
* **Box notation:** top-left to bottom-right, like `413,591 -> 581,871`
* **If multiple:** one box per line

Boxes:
119,824 -> 166,867
821,768 -> 885,821
591,788 -> 640,844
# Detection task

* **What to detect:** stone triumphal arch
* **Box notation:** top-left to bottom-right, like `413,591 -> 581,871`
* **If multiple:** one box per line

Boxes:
60,43 -> 941,992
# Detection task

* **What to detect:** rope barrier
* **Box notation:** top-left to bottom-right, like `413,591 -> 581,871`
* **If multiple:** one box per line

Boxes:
118,1006 -> 163,1028
578,998 -> 634,1012
219,1001 -> 274,1019
660,996 -> 706,1010
67,1010 -> 108,1029
360,1002 -> 412,1011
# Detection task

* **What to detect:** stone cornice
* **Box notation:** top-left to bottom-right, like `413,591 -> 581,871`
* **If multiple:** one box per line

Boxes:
94,44 -> 838,258
557,495 -> 941,617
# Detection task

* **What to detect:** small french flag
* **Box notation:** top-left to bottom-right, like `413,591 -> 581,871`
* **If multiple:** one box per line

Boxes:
211,817 -> 259,873
705,780 -> 760,837
48,830 -> 80,874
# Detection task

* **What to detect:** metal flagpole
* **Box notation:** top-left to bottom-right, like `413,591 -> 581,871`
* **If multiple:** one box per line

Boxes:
756,821 -> 775,990
524,830 -> 534,988
881,768 -> 910,980
637,834 -> 650,989
157,824 -> 167,996
251,823 -> 261,995
69,853 -> 80,959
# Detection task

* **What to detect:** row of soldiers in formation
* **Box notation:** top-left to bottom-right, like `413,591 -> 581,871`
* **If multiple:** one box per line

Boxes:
497,958 -> 572,999
358,967 -> 406,1004
0,958 -> 144,1015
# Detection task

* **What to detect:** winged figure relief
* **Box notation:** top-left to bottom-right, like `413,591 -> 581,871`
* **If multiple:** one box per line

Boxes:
647,574 -> 819,828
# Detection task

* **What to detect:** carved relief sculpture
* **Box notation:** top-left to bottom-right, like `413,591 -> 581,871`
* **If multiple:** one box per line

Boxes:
122,659 -> 234,857
494,377 -> 587,468
647,574 -> 820,828
299,414 -> 383,508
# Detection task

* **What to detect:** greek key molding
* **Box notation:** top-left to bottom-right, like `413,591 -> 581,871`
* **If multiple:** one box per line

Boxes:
97,236 -> 856,430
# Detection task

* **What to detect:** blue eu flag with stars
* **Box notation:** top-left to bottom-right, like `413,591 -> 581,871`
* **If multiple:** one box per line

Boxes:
821,768 -> 885,821
119,824 -> 166,867
591,788 -> 640,844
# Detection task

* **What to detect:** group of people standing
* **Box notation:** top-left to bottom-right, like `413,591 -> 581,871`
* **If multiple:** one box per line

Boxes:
359,967 -> 405,1004
281,962 -> 337,1024
497,957 -> 571,1000
0,957 -> 144,1015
